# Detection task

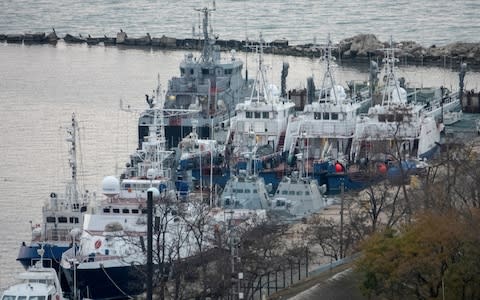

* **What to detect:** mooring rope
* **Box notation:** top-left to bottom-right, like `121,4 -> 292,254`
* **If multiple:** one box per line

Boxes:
100,263 -> 134,299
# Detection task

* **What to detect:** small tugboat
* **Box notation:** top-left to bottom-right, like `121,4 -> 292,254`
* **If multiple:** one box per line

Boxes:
17,113 -> 92,274
3,248 -> 65,300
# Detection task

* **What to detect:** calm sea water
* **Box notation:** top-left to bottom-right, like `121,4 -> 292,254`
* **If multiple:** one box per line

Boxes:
0,0 -> 479,46
1,0 -> 480,290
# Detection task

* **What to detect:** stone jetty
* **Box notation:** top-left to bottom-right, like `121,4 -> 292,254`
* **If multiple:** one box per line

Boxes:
1,29 -> 59,44
1,29 -> 479,67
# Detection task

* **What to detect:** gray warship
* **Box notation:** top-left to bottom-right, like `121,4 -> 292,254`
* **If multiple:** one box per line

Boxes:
138,4 -> 249,149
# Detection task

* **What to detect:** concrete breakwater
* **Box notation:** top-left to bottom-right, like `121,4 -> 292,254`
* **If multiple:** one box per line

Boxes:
1,30 -> 480,68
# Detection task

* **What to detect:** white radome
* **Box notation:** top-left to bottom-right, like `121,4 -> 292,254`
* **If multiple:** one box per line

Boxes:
147,187 -> 160,199
102,176 -> 120,196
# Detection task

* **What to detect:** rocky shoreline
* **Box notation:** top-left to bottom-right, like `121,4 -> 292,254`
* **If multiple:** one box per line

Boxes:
1,30 -> 479,68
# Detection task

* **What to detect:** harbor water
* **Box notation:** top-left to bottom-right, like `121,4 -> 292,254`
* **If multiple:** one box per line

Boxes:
1,0 -> 479,46
1,0 -> 480,290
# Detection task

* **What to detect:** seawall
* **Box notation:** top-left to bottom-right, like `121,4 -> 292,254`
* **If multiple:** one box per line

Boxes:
1,30 -> 480,68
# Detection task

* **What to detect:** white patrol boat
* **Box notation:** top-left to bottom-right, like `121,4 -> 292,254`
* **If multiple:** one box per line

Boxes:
17,113 -> 93,295
3,249 -> 64,300
284,35 -> 371,168
351,38 -> 442,169
227,34 -> 295,160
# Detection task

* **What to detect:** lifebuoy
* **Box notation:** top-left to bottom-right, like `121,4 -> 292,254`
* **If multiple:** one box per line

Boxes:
95,239 -> 102,249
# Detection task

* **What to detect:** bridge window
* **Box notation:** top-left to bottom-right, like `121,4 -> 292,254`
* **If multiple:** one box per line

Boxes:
141,209 -> 148,214
314,112 -> 321,120
305,191 -> 310,196
254,112 -> 261,119
296,191 -> 303,196
58,217 -> 68,223
113,208 -> 120,214
69,217 -> 79,224
103,208 -> 111,213
331,113 -> 338,120
281,190 -> 288,195
262,112 -> 269,119
132,209 -> 139,214
46,216 -> 56,223
246,112 -> 252,118
289,191 -> 295,195
122,208 -> 130,214
323,112 -> 329,120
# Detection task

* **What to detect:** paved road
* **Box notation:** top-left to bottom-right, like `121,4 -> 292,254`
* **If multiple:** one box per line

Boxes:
288,268 -> 367,300
269,263 -> 373,300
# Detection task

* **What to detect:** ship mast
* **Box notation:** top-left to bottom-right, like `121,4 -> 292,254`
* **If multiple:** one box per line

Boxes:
381,37 -> 402,106
195,3 -> 216,64
146,76 -> 173,179
247,34 -> 273,103
319,34 -> 339,104
66,113 -> 79,204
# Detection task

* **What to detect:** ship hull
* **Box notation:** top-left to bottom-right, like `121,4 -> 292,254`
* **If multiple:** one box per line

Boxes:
17,242 -> 69,269
62,263 -> 145,300
18,242 -> 73,293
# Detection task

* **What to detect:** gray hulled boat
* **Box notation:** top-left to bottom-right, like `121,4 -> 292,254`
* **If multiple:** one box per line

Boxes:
139,4 -> 249,149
